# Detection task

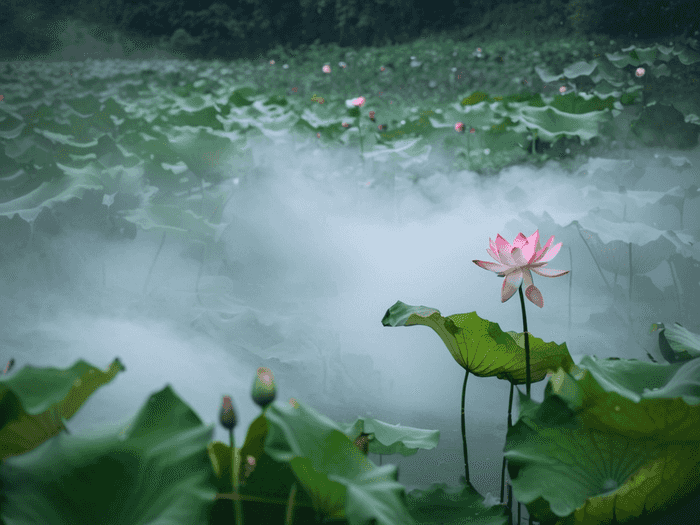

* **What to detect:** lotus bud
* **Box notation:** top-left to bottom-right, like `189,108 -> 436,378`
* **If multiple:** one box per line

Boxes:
252,367 -> 276,409
219,395 -> 237,431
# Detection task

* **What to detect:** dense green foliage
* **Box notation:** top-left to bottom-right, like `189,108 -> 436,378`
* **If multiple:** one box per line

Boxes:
2,0 -> 698,63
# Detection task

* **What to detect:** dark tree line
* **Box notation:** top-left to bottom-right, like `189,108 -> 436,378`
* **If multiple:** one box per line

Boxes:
2,0 -> 698,61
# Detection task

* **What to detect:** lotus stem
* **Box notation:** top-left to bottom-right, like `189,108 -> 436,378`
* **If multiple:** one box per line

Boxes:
460,368 -> 472,488
229,427 -> 244,525
568,246 -> 572,337
574,222 -> 613,296
500,383 -> 514,504
517,284 -> 531,399
195,241 -> 207,307
628,242 -> 633,324
143,231 -> 166,296
669,259 -> 682,313
285,482 -> 298,525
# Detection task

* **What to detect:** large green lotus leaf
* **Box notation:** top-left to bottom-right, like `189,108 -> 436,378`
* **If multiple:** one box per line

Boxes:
0,386 -> 216,525
381,301 -> 575,385
504,355 -> 700,524
404,478 -> 509,525
119,202 -> 228,243
0,358 -> 125,462
513,105 -> 611,141
339,416 -> 440,457
656,322 -> 700,363
243,399 -> 418,524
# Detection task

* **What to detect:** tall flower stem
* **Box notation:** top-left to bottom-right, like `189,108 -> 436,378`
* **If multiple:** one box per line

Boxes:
517,284 -> 533,525
143,231 -> 166,296
517,284 -> 531,398
500,383 -> 514,504
568,246 -> 573,338
229,428 -> 244,525
574,223 -> 613,296
460,368 -> 473,488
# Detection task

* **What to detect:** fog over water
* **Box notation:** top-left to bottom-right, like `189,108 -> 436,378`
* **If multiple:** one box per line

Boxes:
3,130 -> 698,501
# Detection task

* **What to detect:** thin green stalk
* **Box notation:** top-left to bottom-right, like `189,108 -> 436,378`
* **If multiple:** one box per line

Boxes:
143,231 -> 167,296
196,184 -> 236,306
195,241 -> 208,307
285,482 -> 298,525
517,284 -> 531,399
460,368 -> 473,488
669,259 -> 682,313
628,242 -> 633,326
508,484 -> 514,525
568,246 -> 572,337
574,222 -> 613,296
500,383 -> 514,504
229,427 -> 244,525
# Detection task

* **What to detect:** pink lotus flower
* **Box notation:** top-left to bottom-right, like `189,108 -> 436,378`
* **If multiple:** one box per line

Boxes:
635,67 -> 645,77
322,64 -> 331,73
472,230 -> 569,308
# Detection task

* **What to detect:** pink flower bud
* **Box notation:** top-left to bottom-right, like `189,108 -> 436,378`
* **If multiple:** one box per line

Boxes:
252,367 -> 276,409
219,395 -> 237,430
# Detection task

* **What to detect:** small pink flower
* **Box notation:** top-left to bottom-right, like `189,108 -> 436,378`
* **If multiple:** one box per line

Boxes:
477,47 -> 482,53
369,110 -> 375,121
470,127 -> 476,134
352,96 -> 366,107
317,132 -> 321,138
559,86 -> 567,93
342,122 -> 349,128
322,64 -> 331,73
455,122 -> 465,132
269,60 -> 275,65
635,67 -> 645,77
380,66 -> 386,72
378,124 -> 385,131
